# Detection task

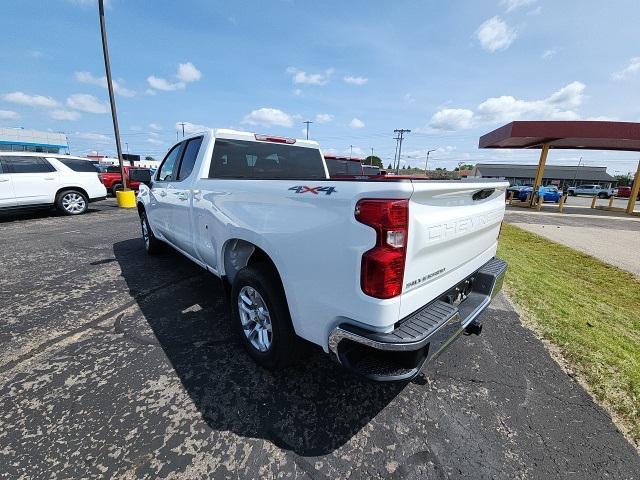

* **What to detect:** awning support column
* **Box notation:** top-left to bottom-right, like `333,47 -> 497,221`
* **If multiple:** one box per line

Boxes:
530,143 -> 550,207
626,158 -> 640,214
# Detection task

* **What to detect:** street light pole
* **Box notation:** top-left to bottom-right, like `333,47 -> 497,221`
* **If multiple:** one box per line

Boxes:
571,156 -> 582,187
370,147 -> 374,165
98,0 -> 127,190
303,120 -> 312,140
425,148 -> 435,176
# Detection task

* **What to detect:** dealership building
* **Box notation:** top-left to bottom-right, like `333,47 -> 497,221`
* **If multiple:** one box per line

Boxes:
468,163 -> 615,188
0,128 -> 68,154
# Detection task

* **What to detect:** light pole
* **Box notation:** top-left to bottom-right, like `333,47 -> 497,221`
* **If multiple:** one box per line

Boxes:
370,147 -> 374,165
98,0 -> 127,190
425,149 -> 436,176
571,157 -> 582,187
350,145 -> 353,159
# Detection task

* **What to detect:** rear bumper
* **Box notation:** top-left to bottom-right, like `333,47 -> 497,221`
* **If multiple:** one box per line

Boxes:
328,257 -> 507,382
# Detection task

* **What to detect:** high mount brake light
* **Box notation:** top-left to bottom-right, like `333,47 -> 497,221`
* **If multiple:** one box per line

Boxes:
355,199 -> 409,299
254,134 -> 296,144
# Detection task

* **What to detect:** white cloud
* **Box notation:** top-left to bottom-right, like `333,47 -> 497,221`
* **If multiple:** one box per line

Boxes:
66,93 -> 108,114
426,81 -> 586,131
175,121 -> 209,135
429,108 -> 474,131
500,0 -> 537,12
49,109 -> 81,121
343,75 -> 368,85
611,57 -> 640,81
477,81 -> 585,122
73,132 -> 111,143
75,71 -> 136,97
286,67 -> 333,86
476,17 -> 517,53
242,108 -> 294,128
147,76 -> 185,91
147,137 -> 165,146
293,89 -> 303,96
541,49 -> 557,60
145,88 -> 157,96
527,6 -> 542,15
149,123 -> 162,131
146,62 -> 202,92
315,113 -> 334,123
404,93 -> 416,103
0,110 -> 20,120
2,91 -> 58,108
176,62 -> 202,82
349,118 -> 365,129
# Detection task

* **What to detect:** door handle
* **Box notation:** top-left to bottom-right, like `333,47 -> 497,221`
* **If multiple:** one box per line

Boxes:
175,192 -> 188,201
192,189 -> 202,201
0,178 -> 9,182
159,190 -> 167,197
44,177 -> 55,180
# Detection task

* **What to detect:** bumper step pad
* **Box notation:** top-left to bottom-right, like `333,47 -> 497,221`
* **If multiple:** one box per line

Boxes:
329,257 -> 507,382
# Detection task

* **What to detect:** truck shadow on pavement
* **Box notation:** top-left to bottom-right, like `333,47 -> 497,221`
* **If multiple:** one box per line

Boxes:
113,238 -> 404,457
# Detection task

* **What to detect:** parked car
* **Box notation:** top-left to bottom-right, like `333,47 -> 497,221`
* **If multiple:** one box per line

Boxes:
0,153 -> 106,215
133,129 -> 508,382
567,184 -> 613,198
99,165 -> 145,196
506,184 -> 532,198
517,185 -> 562,203
615,185 -> 640,199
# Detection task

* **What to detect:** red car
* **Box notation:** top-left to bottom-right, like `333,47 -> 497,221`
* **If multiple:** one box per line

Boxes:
99,165 -> 144,196
616,186 -> 640,199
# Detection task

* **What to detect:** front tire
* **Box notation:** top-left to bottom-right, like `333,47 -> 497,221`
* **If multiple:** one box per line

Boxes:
231,264 -> 300,370
140,211 -> 164,254
56,190 -> 88,215
598,192 -> 607,199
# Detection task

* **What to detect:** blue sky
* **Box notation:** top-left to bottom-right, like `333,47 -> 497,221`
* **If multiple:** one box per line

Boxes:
1,0 -> 639,174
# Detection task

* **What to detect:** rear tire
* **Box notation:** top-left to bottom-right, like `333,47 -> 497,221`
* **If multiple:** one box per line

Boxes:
56,190 -> 88,216
598,192 -> 607,199
111,183 -> 123,196
140,211 -> 164,254
231,263 -> 301,370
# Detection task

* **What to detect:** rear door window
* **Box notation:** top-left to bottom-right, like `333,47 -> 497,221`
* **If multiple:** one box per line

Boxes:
57,158 -> 100,172
0,156 -> 56,173
209,139 -> 326,179
177,137 -> 203,181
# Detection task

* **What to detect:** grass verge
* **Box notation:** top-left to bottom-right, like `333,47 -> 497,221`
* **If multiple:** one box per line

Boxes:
497,223 -> 640,445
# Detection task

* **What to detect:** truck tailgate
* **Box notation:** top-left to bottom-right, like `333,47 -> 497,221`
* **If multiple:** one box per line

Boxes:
399,180 -> 507,319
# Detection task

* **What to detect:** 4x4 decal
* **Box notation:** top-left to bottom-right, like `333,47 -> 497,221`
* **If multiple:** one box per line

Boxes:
288,186 -> 337,195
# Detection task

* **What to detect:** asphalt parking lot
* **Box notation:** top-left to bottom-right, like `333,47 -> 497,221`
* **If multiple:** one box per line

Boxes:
1,199 -> 639,479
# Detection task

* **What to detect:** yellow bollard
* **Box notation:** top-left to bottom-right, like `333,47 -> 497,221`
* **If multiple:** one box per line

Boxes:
508,191 -> 514,205
590,195 -> 597,209
536,194 -> 543,211
608,195 -> 615,207
558,194 -> 567,213
116,189 -> 137,208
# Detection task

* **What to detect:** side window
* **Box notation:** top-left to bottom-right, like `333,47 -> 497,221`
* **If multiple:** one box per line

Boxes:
177,137 -> 203,181
57,158 -> 100,172
157,143 -> 184,182
0,156 -> 56,173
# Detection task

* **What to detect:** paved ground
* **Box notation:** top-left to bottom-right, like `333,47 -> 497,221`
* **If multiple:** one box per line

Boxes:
1,200 -> 639,479
505,203 -> 640,277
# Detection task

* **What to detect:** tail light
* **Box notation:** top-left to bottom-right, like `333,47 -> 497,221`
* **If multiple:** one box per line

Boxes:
355,199 -> 409,299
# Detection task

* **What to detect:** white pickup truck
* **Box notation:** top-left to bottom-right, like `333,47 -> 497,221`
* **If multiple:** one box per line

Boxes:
133,129 -> 507,381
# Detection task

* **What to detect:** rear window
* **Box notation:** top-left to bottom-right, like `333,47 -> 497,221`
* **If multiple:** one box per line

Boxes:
209,139 -> 326,180
326,159 -> 363,176
106,166 -> 121,173
57,158 -> 100,173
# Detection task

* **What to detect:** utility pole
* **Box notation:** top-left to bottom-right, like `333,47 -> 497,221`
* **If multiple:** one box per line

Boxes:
571,157 -> 582,187
393,129 -> 410,174
303,120 -> 312,140
425,148 -> 435,176
350,145 -> 353,159
176,131 -> 179,141
98,0 -> 127,190
125,142 -> 129,154
370,147 -> 374,165
392,134 -> 400,173
179,122 -> 186,138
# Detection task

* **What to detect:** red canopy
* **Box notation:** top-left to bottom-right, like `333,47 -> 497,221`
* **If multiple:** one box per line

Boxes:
479,121 -> 640,152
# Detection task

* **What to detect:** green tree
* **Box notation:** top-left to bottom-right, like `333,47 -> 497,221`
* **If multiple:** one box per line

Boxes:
145,156 -> 155,161
614,174 -> 632,186
364,155 -> 383,168
387,163 -> 392,170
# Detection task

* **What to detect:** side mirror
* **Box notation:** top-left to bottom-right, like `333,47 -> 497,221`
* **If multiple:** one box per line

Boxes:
129,168 -> 152,186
